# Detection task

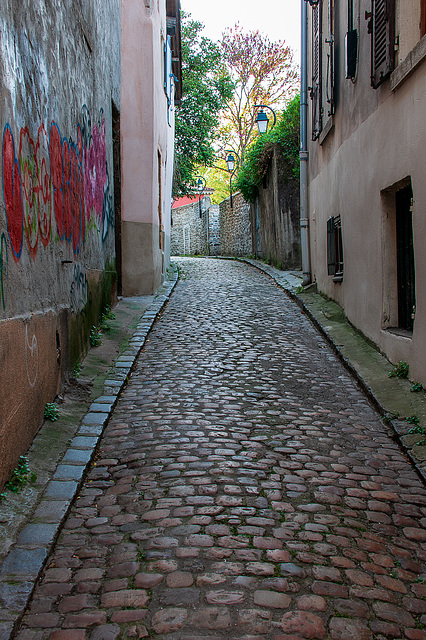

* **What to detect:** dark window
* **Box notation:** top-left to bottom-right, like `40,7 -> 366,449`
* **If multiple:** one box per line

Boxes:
395,185 -> 416,331
422,0 -> 426,37
368,0 -> 395,88
327,215 -> 343,282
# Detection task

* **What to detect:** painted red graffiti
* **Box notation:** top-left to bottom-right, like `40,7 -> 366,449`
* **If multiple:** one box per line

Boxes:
2,108 -> 110,262
18,124 -> 52,258
84,120 -> 107,221
2,125 -> 23,261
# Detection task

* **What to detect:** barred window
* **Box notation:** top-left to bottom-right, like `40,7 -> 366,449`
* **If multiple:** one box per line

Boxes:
327,216 -> 343,282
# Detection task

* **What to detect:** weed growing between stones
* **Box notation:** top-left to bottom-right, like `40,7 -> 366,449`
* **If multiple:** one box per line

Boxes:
0,456 -> 36,500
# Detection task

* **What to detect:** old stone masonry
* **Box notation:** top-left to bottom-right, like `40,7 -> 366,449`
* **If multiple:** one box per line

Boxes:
16,259 -> 426,639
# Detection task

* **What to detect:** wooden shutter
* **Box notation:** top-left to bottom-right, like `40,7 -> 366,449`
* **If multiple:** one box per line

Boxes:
371,0 -> 395,88
421,0 -> 426,37
311,4 -> 323,140
325,0 -> 335,117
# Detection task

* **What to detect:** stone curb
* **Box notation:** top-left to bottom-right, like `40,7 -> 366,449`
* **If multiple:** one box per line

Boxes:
239,258 -> 426,487
0,266 -> 179,639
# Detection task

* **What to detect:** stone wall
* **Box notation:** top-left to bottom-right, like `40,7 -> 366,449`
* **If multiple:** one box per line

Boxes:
219,192 -> 252,257
252,146 -> 301,269
0,0 -> 121,485
171,197 -> 210,255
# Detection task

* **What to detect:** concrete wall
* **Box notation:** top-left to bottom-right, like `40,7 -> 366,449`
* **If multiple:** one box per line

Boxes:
219,192 -> 252,257
0,0 -> 121,486
252,146 -> 301,269
307,0 -> 426,384
121,0 -> 176,295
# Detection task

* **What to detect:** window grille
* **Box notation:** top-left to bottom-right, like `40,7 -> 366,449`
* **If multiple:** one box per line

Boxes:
327,216 -> 343,281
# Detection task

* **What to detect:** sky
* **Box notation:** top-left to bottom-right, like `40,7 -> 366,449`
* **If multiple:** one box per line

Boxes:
180,0 -> 301,64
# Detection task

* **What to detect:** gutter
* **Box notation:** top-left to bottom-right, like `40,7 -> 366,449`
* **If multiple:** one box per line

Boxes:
300,0 -> 312,286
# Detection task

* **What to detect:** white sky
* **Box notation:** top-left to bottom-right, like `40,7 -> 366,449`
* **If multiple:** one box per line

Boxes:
181,0 -> 301,64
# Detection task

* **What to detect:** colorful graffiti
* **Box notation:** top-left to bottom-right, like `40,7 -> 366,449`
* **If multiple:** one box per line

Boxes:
1,106 -> 113,263
70,262 -> 89,314
0,232 -> 7,309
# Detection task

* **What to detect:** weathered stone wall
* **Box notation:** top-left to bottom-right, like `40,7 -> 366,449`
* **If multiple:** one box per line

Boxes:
208,204 -> 220,256
171,197 -> 210,256
252,146 -> 301,269
219,192 -> 252,257
0,0 -> 121,485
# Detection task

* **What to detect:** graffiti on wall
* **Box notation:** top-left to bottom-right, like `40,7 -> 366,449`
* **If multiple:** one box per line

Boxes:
0,233 -> 7,310
1,106 -> 114,264
70,262 -> 89,314
25,325 -> 38,388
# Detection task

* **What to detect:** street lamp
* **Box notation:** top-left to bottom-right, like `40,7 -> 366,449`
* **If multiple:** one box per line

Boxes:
195,175 -> 206,218
225,150 -> 240,209
255,105 -> 277,134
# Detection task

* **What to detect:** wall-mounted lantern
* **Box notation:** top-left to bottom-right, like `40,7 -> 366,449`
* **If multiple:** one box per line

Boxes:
195,176 -> 206,218
255,105 -> 277,134
225,150 -> 240,209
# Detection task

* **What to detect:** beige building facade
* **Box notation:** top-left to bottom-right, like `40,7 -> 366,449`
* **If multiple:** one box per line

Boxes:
306,0 -> 426,384
121,0 -> 181,296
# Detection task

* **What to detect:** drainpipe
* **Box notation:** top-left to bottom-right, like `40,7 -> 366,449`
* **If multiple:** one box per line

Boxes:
300,0 -> 312,285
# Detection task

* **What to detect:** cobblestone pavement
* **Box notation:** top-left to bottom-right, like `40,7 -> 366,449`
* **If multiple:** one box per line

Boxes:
15,258 -> 426,640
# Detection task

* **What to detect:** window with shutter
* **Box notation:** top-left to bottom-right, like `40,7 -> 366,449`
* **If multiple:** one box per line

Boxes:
421,0 -> 426,37
370,0 -> 395,88
311,4 -> 323,140
325,0 -> 335,117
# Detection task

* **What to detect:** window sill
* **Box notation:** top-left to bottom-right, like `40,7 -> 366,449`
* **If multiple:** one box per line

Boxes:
390,33 -> 426,91
382,327 -> 413,339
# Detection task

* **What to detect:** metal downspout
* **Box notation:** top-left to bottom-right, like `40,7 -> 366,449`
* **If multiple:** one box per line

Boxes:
300,0 -> 312,285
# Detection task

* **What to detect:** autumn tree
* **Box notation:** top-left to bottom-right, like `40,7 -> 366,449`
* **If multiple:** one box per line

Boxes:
173,13 -> 233,197
219,24 -> 299,162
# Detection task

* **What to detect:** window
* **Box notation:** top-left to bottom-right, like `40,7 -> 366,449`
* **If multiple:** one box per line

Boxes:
367,0 -> 395,88
422,0 -> 426,37
395,185 -> 415,332
327,216 -> 343,282
311,0 -> 335,141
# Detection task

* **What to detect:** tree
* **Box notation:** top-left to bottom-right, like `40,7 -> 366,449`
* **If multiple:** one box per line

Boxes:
219,24 -> 299,162
234,95 -> 300,203
173,13 -> 233,198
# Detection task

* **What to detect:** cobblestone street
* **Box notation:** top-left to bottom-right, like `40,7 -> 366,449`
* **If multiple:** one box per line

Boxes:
15,258 -> 426,640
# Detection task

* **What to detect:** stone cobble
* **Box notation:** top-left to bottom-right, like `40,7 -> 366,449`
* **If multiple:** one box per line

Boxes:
15,258 -> 426,639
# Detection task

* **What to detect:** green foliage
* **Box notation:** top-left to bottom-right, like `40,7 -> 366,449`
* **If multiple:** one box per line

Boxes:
174,13 -> 234,197
388,360 -> 409,378
233,95 -> 300,203
44,402 -> 59,421
405,415 -> 420,425
408,425 -> 426,434
72,362 -> 82,378
89,326 -> 102,347
411,381 -> 424,393
219,24 -> 299,160
100,306 -> 115,331
3,456 -> 36,494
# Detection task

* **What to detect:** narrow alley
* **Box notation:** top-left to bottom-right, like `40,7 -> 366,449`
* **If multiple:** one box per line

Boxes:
15,258 -> 426,640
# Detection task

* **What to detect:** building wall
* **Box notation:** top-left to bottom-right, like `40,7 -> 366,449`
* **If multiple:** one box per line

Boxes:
219,192 -> 252,257
252,146 -> 301,269
307,0 -> 426,384
0,0 -> 121,485
121,0 -> 176,295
